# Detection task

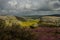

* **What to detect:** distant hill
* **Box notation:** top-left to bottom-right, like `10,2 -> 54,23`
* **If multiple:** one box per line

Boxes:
15,16 -> 26,21
24,15 -> 43,19
25,14 -> 60,19
46,14 -> 60,17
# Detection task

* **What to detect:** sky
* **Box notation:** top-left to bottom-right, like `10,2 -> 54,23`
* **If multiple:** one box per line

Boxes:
0,0 -> 60,16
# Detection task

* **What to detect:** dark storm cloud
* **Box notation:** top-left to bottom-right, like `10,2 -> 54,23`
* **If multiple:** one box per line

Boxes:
0,0 -> 60,16
48,0 -> 60,10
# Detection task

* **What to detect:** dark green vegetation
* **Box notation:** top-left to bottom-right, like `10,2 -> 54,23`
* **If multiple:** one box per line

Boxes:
0,15 -> 60,40
0,26 -> 38,40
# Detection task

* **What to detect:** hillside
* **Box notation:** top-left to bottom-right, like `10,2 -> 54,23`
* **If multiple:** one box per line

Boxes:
0,15 -> 59,40
24,15 -> 60,27
15,16 -> 26,21
0,15 -> 28,27
39,16 -> 60,26
0,15 -> 39,28
0,15 -> 60,27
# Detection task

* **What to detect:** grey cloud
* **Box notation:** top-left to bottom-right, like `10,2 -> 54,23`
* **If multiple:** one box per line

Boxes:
0,0 -> 60,16
0,0 -> 49,11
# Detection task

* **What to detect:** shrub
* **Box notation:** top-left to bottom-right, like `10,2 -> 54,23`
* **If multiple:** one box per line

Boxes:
0,26 -> 38,40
